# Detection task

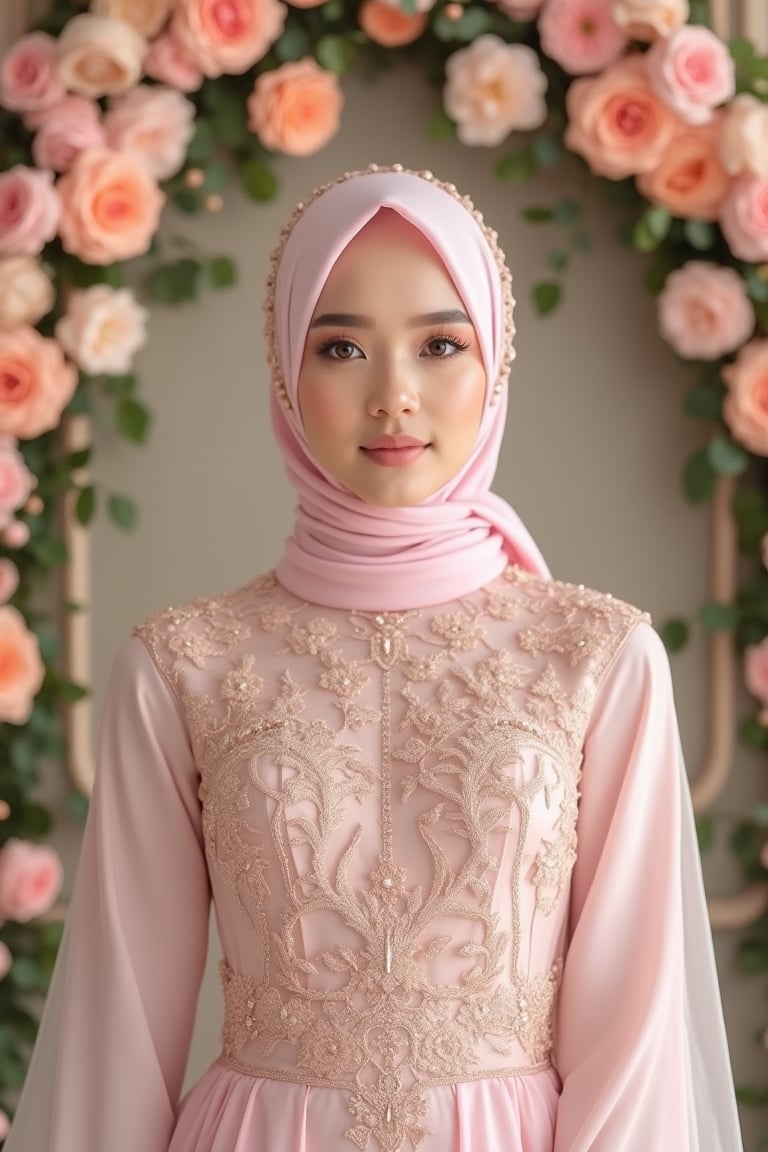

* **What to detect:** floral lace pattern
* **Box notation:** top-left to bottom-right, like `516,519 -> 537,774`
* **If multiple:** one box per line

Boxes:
136,566 -> 649,1152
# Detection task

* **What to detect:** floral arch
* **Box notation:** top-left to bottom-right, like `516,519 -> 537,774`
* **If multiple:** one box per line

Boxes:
1,0 -> 768,1140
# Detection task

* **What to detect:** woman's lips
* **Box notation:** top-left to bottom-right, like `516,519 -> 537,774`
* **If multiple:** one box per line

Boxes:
361,434 -> 428,468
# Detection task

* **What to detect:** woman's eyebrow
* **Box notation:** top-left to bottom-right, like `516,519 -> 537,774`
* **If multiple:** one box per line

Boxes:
309,309 -> 471,328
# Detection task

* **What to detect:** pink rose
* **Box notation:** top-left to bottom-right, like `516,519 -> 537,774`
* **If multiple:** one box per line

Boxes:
90,0 -> 173,39
722,339 -> 768,456
539,0 -> 628,76
247,58 -> 343,156
29,95 -> 107,174
444,34 -> 548,146
612,0 -> 689,41
0,438 -> 34,530
719,94 -> 768,180
636,121 -> 729,220
646,24 -> 735,125
0,257 -> 55,330
0,167 -> 60,259
57,147 -> 165,265
0,326 -> 78,439
0,609 -> 45,724
719,175 -> 768,262
746,636 -> 768,704
143,29 -> 204,91
171,0 -> 286,78
0,32 -> 66,116
358,1 -> 427,46
104,84 -> 196,180
56,285 -> 149,374
0,941 -> 11,980
0,560 -> 19,605
3,521 -> 30,549
657,262 -> 754,360
565,55 -> 680,179
57,14 -> 146,99
0,838 -> 62,920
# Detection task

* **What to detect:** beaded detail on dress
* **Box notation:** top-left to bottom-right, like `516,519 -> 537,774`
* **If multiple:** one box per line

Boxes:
135,566 -> 649,1152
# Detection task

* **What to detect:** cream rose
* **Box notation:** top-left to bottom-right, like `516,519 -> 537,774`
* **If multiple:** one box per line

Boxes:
612,0 -> 689,40
90,0 -> 172,39
0,167 -> 60,259
56,285 -> 149,375
565,55 -> 680,179
57,13 -> 146,99
636,122 -> 729,220
646,24 -> 735,125
171,0 -> 286,78
444,34 -> 548,146
0,326 -> 77,439
0,838 -> 62,918
0,257 -> 54,331
30,95 -> 107,174
57,147 -> 165,265
104,85 -> 196,180
247,58 -> 343,156
0,32 -> 66,117
722,339 -> 768,456
719,94 -> 768,181
657,262 -> 754,360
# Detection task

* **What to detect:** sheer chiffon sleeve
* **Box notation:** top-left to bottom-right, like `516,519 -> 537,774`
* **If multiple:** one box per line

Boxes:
5,636 -> 210,1152
552,621 -> 743,1151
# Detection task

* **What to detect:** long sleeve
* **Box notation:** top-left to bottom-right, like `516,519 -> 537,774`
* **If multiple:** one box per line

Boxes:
6,636 -> 211,1152
553,621 -> 743,1151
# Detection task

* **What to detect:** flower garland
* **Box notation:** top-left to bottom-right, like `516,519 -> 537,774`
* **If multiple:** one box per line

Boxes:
1,0 -> 768,1138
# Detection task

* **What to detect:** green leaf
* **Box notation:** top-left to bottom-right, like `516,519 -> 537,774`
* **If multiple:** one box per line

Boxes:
67,447 -> 91,470
522,206 -> 554,224
736,1084 -> 768,1108
695,815 -> 715,852
554,197 -> 580,225
532,135 -> 564,171
699,600 -> 738,632
29,536 -> 69,568
207,256 -> 237,289
107,494 -> 138,531
532,281 -> 561,316
496,146 -> 536,184
146,259 -> 202,304
434,6 -> 494,40
633,206 -> 671,251
547,249 -> 569,273
101,373 -> 136,398
171,187 -> 204,215
750,803 -> 768,827
658,617 -> 689,652
733,486 -> 768,549
56,679 -> 89,703
740,714 -> 768,750
315,34 -> 356,73
745,265 -> 768,303
274,24 -> 311,62
427,109 -> 457,141
10,956 -> 43,991
707,435 -> 750,476
239,157 -> 277,202
684,219 -> 716,251
75,485 -> 95,526
116,398 -> 150,444
683,376 -> 726,422
209,94 -> 248,149
68,789 -> 89,823
682,447 -> 716,503
185,118 -> 213,166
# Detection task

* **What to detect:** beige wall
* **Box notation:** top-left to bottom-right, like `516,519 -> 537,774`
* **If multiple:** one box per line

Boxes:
3,3 -> 768,1144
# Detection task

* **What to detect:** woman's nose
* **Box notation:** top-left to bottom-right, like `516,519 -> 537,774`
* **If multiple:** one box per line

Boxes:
367,358 -> 420,417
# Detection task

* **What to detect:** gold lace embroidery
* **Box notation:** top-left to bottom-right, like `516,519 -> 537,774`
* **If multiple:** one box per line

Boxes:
135,566 -> 649,1152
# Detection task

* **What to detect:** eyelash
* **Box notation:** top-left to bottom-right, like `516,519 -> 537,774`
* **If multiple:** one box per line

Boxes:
316,334 -> 472,360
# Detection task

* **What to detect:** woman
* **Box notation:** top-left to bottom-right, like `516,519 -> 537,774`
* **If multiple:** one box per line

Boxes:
6,165 -> 743,1150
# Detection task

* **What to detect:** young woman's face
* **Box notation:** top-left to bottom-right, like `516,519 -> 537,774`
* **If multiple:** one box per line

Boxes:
297,210 -> 487,507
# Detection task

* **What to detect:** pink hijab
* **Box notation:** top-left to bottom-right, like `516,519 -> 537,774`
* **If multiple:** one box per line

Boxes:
266,166 -> 551,610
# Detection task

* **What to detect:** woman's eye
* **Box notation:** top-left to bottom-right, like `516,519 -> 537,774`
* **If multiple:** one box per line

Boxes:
320,339 -> 362,360
423,336 -> 469,358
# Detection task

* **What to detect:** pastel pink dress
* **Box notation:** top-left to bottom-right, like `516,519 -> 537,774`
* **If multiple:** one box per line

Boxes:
6,565 -> 742,1150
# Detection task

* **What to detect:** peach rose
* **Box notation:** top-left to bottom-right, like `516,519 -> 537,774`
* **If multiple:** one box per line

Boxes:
359,1 -> 427,46
720,175 -> 768,262
0,438 -> 34,529
247,58 -> 343,156
171,0 -> 286,78
720,95 -> 768,181
0,257 -> 54,331
0,166 -> 60,259
657,262 -> 754,360
57,147 -> 165,265
0,560 -> 19,605
565,55 -> 680,179
444,34 -> 547,146
57,14 -> 146,99
646,25 -> 734,125
612,0 -> 689,41
0,941 -> 10,980
0,326 -> 77,439
143,29 -> 204,91
636,122 -> 729,220
746,635 -> 768,703
30,95 -> 107,174
722,339 -> 768,456
90,0 -> 173,39
104,84 -> 196,180
0,838 -> 62,919
56,285 -> 149,375
0,610 -> 43,723
0,32 -> 66,117
539,0 -> 628,76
